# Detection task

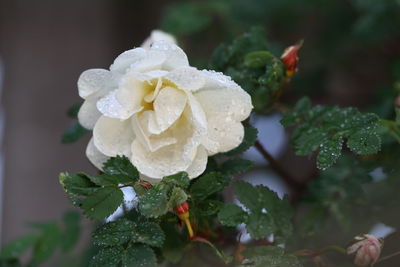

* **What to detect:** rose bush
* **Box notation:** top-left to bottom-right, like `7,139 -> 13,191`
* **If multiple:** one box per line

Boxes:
77,40 -> 252,181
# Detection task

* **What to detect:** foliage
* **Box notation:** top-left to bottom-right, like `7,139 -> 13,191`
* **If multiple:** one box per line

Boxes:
0,212 -> 81,266
241,246 -> 302,267
210,28 -> 286,112
281,97 -> 382,170
218,181 -> 293,242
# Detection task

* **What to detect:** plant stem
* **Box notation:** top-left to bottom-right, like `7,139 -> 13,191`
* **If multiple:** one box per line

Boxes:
377,250 -> 400,264
254,140 -> 304,193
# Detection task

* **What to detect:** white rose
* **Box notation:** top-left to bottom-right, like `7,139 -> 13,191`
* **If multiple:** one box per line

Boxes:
141,30 -> 177,49
78,40 -> 253,181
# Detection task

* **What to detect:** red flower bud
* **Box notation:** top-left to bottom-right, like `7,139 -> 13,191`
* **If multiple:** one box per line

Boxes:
281,40 -> 303,77
174,202 -> 189,214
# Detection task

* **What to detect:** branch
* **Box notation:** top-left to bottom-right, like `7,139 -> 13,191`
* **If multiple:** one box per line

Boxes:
254,140 -> 305,194
377,250 -> 400,264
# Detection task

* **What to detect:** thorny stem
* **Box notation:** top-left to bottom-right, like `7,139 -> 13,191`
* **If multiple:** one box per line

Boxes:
254,140 -> 305,196
377,250 -> 400,264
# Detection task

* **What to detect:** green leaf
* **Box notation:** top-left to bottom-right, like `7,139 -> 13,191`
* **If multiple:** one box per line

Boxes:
210,28 -> 285,111
224,126 -> 258,156
59,172 -> 97,196
246,213 -> 275,239
197,200 -> 224,216
89,246 -> 123,267
234,182 -> 293,240
168,187 -> 188,208
317,137 -> 343,170
29,223 -> 62,266
121,244 -> 157,267
102,156 -> 139,184
138,184 -> 171,218
82,187 -> 124,220
218,203 -> 248,226
0,234 -> 38,259
93,218 -> 164,248
190,172 -> 231,201
244,51 -> 275,68
162,172 -> 190,189
347,130 -> 381,155
292,126 -> 326,155
61,121 -> 88,144
66,103 -> 82,118
133,221 -> 165,248
220,158 -> 254,175
241,246 -> 302,267
61,211 -> 80,252
282,100 -> 381,170
92,219 -> 135,247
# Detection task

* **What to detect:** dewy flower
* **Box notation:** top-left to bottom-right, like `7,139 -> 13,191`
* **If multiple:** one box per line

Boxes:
77,39 -> 253,182
347,234 -> 383,266
141,29 -> 176,49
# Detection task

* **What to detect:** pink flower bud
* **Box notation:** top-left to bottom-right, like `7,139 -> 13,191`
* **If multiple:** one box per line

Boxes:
347,234 -> 383,266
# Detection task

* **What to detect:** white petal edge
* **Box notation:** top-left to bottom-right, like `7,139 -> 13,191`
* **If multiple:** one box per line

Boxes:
130,139 -> 194,179
78,96 -> 102,130
202,115 -> 245,154
196,70 -> 253,121
110,47 -> 147,75
141,30 -> 177,49
185,145 -> 208,178
78,69 -> 113,99
150,41 -> 189,70
165,67 -> 206,91
93,116 -> 135,157
129,49 -> 167,72
97,89 -> 139,120
86,138 -> 109,170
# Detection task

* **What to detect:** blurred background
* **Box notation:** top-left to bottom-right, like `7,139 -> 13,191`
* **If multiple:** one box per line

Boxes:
1,0 -> 400,265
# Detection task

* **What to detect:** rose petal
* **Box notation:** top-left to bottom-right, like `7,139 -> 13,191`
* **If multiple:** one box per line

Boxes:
78,96 -> 102,130
165,67 -> 205,91
110,47 -> 147,75
78,69 -> 113,99
93,116 -> 135,157
86,137 -> 109,170
202,114 -> 244,154
154,86 -> 187,132
196,70 -> 253,121
150,41 -> 189,70
130,108 -> 201,178
133,113 -> 177,152
130,139 -> 192,179
185,145 -> 208,178
141,30 -> 177,49
129,50 -> 166,72
97,89 -> 138,119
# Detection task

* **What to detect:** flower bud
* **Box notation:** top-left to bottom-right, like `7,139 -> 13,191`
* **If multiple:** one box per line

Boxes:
347,234 -> 383,266
174,202 -> 189,214
281,40 -> 303,77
